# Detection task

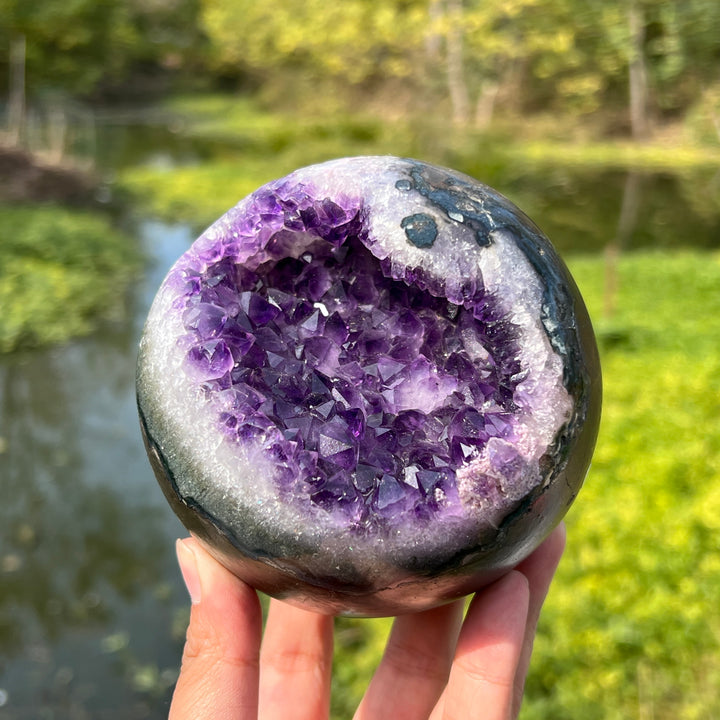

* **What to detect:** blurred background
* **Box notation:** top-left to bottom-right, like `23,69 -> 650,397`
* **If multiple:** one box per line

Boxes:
1,1 -> 720,718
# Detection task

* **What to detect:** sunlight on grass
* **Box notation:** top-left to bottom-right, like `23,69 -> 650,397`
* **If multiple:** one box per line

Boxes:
506,139 -> 720,172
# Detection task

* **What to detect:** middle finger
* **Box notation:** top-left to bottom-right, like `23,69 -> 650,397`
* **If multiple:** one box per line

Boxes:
259,598 -> 335,720
354,599 -> 464,720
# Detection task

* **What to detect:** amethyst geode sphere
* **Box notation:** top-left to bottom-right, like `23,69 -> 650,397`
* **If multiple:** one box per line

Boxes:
137,156 -> 600,616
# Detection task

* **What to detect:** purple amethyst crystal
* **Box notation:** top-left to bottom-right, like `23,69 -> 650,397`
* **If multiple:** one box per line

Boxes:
137,156 -> 601,616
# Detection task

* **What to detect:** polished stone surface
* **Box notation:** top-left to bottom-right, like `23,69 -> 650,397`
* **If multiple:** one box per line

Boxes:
137,156 -> 601,615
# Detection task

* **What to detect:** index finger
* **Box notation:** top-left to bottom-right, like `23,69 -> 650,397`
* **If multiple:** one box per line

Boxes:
170,537 -> 263,720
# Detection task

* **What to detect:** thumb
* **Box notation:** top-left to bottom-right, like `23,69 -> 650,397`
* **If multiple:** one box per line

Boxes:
169,537 -> 262,720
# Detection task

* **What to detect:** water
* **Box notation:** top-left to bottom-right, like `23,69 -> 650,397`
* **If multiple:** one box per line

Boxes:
1,123 -> 719,718
503,166 -> 720,253
0,221 -> 194,719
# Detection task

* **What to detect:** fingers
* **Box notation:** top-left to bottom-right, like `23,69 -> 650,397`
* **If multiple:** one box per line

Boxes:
167,526 -> 566,720
354,600 -> 465,720
430,571 -> 531,720
169,537 -> 263,720
259,598 -> 334,720
511,522 -> 566,716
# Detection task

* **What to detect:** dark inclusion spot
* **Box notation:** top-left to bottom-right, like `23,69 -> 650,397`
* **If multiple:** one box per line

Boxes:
401,213 -> 438,249
401,164 -> 494,249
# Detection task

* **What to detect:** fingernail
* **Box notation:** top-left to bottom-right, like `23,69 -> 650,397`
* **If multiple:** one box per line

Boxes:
176,538 -> 202,605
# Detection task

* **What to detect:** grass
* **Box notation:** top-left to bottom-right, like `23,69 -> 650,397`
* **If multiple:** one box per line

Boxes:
118,94 -> 720,246
164,92 -> 720,170
502,138 -> 720,172
525,251 -> 720,719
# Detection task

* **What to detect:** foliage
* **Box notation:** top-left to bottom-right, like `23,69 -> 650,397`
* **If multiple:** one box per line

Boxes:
193,0 -> 720,130
524,251 -> 720,719
331,615 -> 393,719
438,0 -> 720,122
0,0 -> 204,95
551,0 -> 720,112
2,0 -> 720,134
201,0 -> 426,85
685,86 -> 720,145
120,159 -> 278,229
0,205 -> 142,352
162,94 -> 388,148
329,250 -> 720,719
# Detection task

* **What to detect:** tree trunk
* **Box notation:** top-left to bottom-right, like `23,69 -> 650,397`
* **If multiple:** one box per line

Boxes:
47,103 -> 68,164
474,80 -> 499,129
445,0 -> 470,126
425,0 -> 443,62
7,34 -> 27,146
628,0 -> 650,140
604,171 -> 642,318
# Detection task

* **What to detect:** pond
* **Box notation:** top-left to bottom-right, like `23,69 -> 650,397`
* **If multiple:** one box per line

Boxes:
0,220 -> 194,718
1,121 -> 719,718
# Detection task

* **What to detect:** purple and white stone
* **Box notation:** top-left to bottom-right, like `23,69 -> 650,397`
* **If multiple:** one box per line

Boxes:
137,156 -> 601,616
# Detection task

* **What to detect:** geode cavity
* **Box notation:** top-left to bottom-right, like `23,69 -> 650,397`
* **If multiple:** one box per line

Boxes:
137,156 -> 601,616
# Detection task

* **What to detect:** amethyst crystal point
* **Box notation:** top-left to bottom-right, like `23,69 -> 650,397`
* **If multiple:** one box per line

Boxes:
137,156 -> 601,616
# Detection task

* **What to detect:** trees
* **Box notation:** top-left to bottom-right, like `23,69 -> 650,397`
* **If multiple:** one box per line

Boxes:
1,0 -> 717,136
1,0 -> 137,95
0,0 -> 204,98
200,0 -> 426,88
435,0 -> 720,134
197,0 -> 719,134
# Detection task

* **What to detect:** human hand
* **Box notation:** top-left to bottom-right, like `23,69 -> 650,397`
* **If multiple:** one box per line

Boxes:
170,524 -> 565,720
